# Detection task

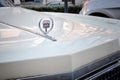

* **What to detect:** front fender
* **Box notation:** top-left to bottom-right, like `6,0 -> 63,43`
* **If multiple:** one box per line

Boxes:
86,8 -> 120,19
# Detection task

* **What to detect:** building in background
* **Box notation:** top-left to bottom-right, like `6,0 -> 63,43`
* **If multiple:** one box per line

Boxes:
13,0 -> 21,5
21,0 -> 42,2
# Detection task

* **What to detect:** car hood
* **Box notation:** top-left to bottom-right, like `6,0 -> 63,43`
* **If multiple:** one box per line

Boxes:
0,7 -> 120,62
0,7 -> 120,79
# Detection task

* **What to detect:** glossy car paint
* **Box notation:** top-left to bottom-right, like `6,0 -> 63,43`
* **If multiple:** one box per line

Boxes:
0,7 -> 120,79
80,0 -> 120,19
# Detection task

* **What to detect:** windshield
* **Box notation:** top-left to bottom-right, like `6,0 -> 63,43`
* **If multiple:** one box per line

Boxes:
0,0 -> 14,7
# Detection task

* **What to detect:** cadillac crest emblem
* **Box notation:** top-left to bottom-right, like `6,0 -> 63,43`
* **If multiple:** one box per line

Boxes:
39,18 -> 53,34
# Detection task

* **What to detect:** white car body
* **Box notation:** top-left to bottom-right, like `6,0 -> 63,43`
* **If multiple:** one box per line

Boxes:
0,7 -> 120,80
80,0 -> 120,19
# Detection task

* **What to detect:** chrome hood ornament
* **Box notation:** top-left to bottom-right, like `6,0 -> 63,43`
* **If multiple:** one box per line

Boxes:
39,18 -> 53,34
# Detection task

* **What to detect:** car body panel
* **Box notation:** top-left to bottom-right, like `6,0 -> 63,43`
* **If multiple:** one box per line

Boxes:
0,7 -> 120,79
80,0 -> 120,19
86,0 -> 120,11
